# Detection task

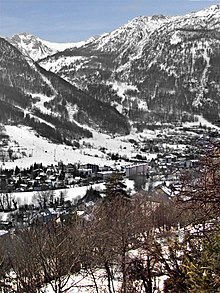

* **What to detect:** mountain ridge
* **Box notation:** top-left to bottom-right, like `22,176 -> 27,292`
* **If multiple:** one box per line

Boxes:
37,5 -> 220,123
0,37 -> 130,145
6,32 -> 91,61
1,4 -> 220,148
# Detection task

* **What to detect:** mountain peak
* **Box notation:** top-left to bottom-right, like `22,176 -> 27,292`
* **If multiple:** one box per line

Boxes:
10,32 -> 36,40
6,33 -> 87,61
190,4 -> 220,17
202,4 -> 220,14
151,14 -> 167,21
19,32 -> 32,36
208,4 -> 220,11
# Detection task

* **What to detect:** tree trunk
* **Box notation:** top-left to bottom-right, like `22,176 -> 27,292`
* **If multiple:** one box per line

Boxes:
90,268 -> 99,293
105,261 -> 114,293
147,256 -> 153,293
121,247 -> 127,293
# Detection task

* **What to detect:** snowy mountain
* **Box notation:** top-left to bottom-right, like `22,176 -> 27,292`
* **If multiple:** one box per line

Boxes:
39,5 -> 220,123
6,32 -> 87,61
0,37 -> 129,145
134,4 -> 220,121
39,14 -> 170,86
2,4 -> 220,152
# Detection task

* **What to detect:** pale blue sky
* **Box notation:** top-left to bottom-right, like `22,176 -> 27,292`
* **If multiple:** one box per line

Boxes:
0,0 -> 220,42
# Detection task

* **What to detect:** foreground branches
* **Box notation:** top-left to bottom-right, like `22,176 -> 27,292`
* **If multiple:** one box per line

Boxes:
0,145 -> 220,292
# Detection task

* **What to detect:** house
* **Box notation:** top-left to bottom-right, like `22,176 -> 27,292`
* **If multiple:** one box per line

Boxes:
30,208 -> 58,225
0,212 -> 12,229
134,183 -> 173,205
149,184 -> 173,203
96,171 -> 114,180
125,163 -> 149,177
80,163 -> 99,174
79,187 -> 102,204
78,168 -> 93,177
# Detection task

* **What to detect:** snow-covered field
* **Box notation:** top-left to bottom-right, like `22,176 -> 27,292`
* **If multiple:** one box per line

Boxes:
2,114 -> 219,205
3,124 -> 156,170
13,179 -> 135,206
3,125 -> 120,169
184,114 -> 220,130
3,114 -> 218,172
2,124 -> 140,205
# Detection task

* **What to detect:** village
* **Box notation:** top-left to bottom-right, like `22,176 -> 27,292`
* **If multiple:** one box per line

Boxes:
0,120 -> 219,232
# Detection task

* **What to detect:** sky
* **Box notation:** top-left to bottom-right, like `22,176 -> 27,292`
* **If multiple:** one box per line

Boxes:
0,0 -> 220,42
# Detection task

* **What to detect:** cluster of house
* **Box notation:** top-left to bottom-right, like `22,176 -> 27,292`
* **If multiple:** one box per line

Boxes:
0,122 -> 219,232
0,146 -> 200,196
0,162 -> 120,194
0,176 -> 176,232
0,126 -> 217,194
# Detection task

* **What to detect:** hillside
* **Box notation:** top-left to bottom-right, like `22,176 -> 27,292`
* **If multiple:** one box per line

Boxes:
38,5 -> 220,123
1,5 -> 220,158
0,37 -> 130,146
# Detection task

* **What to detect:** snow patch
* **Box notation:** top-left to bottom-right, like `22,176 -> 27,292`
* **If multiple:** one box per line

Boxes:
170,31 -> 182,45
40,56 -> 87,73
108,81 -> 138,100
31,93 -> 55,115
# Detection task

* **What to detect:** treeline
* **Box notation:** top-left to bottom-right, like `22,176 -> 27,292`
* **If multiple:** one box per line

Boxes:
36,64 -> 130,135
0,84 -> 31,109
0,100 -> 25,124
87,83 -> 121,104
0,38 -> 53,96
32,108 -> 92,139
0,145 -> 220,292
24,115 -> 64,144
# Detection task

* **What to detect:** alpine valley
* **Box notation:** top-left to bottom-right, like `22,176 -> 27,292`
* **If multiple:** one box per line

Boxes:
1,5 -> 220,166
1,6 -> 220,293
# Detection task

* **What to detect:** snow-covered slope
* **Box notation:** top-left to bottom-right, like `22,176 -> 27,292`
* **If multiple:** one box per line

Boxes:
92,14 -> 170,57
6,33 -> 87,61
3,124 -> 139,170
3,5 -> 220,142
39,14 -> 170,80
127,4 -> 220,119
38,5 -> 220,122
0,36 -> 130,146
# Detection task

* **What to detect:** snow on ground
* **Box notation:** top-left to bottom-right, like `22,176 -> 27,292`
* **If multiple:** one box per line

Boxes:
31,93 -> 55,115
4,114 -> 217,174
12,179 -> 135,206
43,269 -> 122,293
2,124 -> 149,169
2,124 -> 140,205
170,31 -> 182,45
4,125 -> 113,169
184,115 -> 220,130
0,211 -> 11,222
40,34 -> 96,52
41,39 -> 86,51
43,267 -> 166,293
0,230 -> 8,237
13,184 -> 103,206
41,56 -> 87,72
107,81 -> 138,100
42,247 -> 166,292
3,124 -> 158,172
